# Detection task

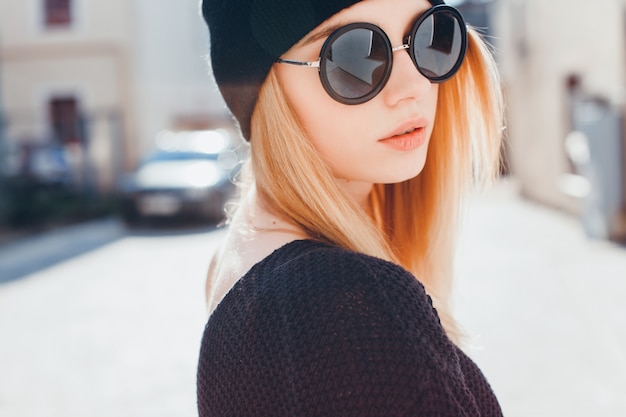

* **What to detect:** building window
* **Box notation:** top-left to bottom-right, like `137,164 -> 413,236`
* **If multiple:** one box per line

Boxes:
49,97 -> 81,143
44,0 -> 72,27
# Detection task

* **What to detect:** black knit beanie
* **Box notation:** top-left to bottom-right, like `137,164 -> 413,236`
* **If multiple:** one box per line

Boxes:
201,0 -> 444,141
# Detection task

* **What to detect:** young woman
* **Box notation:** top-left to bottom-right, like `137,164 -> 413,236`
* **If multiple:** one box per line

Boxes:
198,0 -> 504,415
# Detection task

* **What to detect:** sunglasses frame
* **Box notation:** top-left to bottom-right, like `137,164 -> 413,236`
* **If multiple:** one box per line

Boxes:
277,5 -> 468,105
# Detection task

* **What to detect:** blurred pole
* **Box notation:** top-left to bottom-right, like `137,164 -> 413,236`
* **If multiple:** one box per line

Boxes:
0,29 -> 7,225
78,112 -> 94,196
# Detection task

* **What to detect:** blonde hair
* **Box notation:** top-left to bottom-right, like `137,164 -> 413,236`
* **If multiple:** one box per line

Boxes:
247,28 -> 504,341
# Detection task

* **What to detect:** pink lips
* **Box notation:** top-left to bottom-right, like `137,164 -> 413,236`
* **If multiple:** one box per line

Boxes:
379,119 -> 428,151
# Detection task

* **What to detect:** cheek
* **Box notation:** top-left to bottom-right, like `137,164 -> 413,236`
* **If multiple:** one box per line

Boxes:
301,107 -> 361,173
276,64 -> 355,156
427,86 -> 439,132
277,65 -> 321,125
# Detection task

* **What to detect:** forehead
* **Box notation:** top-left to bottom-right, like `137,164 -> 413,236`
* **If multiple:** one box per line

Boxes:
299,0 -> 434,47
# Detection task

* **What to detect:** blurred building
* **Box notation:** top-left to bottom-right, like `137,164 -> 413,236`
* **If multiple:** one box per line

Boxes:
455,0 -> 493,37
0,0 -> 228,191
492,0 -> 626,241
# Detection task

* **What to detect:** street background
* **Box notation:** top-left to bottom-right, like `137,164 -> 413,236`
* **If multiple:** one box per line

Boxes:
1,180 -> 625,417
2,0 -> 626,416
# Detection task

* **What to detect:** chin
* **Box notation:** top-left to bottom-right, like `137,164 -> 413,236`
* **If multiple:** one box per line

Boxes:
380,156 -> 428,184
376,170 -> 425,185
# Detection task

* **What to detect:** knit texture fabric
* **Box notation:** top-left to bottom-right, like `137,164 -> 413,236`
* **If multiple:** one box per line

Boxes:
197,240 -> 502,416
201,0 -> 444,140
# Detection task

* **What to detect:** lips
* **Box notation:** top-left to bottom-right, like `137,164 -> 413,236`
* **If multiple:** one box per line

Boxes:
379,119 -> 428,151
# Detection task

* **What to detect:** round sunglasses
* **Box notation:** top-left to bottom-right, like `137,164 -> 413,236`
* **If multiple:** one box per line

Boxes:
276,5 -> 467,105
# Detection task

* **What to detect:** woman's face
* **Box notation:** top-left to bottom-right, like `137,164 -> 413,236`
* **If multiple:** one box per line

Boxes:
276,0 -> 439,200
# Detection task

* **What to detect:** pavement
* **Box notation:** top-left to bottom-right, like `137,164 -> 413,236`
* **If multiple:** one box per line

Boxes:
455,181 -> 626,417
0,218 -> 225,417
0,217 -> 127,284
0,179 -> 625,416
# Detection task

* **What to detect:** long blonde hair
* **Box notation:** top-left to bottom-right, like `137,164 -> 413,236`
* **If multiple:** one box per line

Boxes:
246,28 -> 504,340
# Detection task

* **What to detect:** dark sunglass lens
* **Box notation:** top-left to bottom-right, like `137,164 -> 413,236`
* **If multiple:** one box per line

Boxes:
322,26 -> 390,102
413,10 -> 464,80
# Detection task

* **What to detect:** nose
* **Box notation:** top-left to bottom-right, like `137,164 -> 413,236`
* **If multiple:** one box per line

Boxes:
381,45 -> 433,106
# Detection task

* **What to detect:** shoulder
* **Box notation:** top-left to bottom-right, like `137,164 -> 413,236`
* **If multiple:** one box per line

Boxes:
211,239 -> 448,359
253,239 -> 423,295
198,241 -> 483,416
255,239 -> 434,315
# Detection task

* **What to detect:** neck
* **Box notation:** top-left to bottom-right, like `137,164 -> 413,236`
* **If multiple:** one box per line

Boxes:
242,185 -> 309,238
336,179 -> 374,211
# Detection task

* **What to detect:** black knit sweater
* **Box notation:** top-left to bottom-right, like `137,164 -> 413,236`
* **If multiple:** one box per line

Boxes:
197,240 -> 502,416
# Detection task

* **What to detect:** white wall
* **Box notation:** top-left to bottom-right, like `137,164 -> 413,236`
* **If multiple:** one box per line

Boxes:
1,0 -> 132,46
128,0 -> 229,157
494,0 -> 626,213
0,0 -> 230,176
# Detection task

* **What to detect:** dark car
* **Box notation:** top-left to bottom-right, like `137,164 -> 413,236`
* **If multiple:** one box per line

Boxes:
118,144 -> 237,224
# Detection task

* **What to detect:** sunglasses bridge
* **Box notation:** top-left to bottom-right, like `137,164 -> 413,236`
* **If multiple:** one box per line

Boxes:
391,42 -> 410,52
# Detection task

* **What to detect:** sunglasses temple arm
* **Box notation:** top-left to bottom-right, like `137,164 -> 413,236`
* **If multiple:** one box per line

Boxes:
276,58 -> 321,68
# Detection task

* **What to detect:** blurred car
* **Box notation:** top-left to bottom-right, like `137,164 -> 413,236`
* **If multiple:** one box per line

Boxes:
118,131 -> 238,224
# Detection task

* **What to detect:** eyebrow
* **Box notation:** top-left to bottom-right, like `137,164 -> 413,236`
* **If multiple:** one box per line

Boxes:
300,21 -> 348,46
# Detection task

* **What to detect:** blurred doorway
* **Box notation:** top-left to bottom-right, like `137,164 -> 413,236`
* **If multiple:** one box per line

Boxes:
49,96 -> 81,144
44,0 -> 72,27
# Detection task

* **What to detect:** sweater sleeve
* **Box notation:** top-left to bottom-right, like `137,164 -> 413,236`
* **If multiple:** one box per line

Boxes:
197,241 -> 502,417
